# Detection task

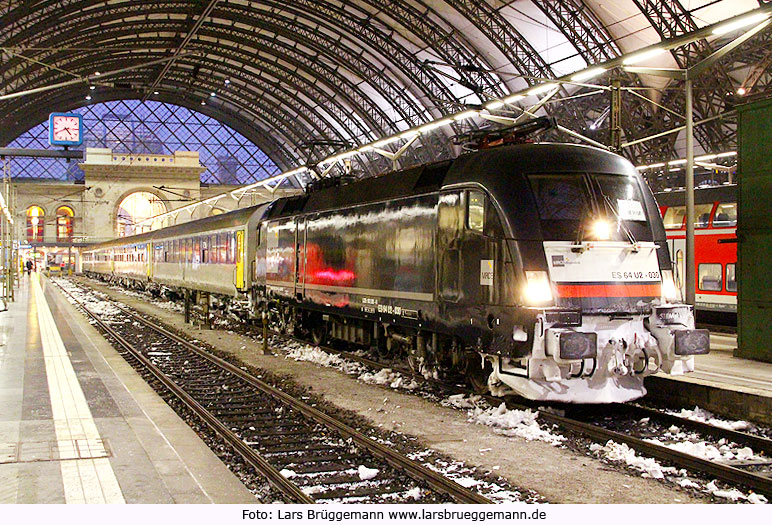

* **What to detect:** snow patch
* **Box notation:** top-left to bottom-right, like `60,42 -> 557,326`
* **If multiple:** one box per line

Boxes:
591,440 -> 676,479
667,406 -> 755,432
442,395 -> 565,446
357,465 -> 379,480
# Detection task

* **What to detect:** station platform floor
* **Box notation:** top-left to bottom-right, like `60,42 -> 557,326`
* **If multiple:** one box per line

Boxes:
647,332 -> 772,424
0,273 -> 255,504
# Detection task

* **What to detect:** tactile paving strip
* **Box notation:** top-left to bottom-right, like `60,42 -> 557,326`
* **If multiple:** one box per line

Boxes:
0,438 -> 111,464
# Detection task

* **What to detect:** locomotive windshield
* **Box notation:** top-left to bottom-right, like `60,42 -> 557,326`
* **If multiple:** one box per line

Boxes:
527,173 -> 654,241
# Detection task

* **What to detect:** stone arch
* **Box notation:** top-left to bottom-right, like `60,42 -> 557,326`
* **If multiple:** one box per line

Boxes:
114,189 -> 168,238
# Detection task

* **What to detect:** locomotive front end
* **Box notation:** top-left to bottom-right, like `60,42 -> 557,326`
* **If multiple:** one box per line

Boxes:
486,158 -> 709,403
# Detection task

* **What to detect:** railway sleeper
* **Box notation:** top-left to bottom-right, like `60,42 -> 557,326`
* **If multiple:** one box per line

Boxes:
311,482 -> 408,501
260,443 -> 342,455
273,452 -> 361,466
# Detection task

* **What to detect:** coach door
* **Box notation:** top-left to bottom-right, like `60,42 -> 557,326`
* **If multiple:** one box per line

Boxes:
235,230 -> 245,289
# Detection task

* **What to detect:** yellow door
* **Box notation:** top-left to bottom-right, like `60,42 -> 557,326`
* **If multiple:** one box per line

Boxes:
236,230 -> 245,289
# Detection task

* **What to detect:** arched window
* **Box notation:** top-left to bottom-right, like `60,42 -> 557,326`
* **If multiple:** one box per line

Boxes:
26,206 -> 45,242
116,192 -> 167,237
56,206 -> 74,242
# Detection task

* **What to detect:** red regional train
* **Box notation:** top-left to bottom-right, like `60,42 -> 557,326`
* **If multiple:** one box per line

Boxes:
654,184 -> 737,324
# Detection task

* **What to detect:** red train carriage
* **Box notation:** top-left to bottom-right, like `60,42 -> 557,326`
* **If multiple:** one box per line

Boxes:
654,185 -> 737,323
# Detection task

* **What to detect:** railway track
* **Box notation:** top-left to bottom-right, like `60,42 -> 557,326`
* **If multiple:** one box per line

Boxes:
70,276 -> 772,499
52,278 -> 492,504
257,322 -> 772,499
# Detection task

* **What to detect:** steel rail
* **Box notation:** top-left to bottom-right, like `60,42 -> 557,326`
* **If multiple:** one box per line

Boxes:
618,404 -> 772,457
109,303 -> 492,504
57,278 -> 491,504
51,280 -> 314,503
536,410 -> 772,497
260,328 -> 772,497
73,277 -> 772,498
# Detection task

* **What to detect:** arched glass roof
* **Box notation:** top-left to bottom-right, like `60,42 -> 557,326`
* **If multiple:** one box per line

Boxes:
5,100 -> 281,184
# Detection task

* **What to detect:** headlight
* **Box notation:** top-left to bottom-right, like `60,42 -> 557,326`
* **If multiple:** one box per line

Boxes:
524,270 -> 553,305
661,269 -> 680,302
591,218 -> 611,240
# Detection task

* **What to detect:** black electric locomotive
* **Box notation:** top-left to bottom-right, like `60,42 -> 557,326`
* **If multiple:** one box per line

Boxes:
83,143 -> 710,403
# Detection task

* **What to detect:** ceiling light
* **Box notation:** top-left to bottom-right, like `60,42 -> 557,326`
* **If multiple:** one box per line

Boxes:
453,110 -> 479,121
571,67 -> 607,82
736,87 -> 747,96
503,94 -> 525,104
371,136 -> 401,148
527,83 -> 557,96
85,95 -> 92,100
224,79 -> 230,85
622,47 -> 666,65
713,12 -> 769,35
201,101 -> 206,105
210,92 -> 216,97
418,119 -> 452,133
89,85 -> 96,90
94,71 -> 101,76
153,91 -> 159,95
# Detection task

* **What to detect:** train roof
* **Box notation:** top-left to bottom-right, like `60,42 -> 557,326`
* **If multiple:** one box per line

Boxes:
85,203 -> 268,251
268,142 -> 639,218
654,184 -> 736,206
86,143 -> 649,250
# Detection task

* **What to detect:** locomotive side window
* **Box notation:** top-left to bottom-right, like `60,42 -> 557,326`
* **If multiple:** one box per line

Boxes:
713,202 -> 737,227
467,191 -> 485,232
726,264 -> 737,292
663,206 -> 686,229
698,263 -> 723,291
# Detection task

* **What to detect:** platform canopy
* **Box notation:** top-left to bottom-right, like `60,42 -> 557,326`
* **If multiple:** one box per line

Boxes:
1,0 -> 770,180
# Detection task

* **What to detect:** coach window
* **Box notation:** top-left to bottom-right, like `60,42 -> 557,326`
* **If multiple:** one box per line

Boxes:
713,202 -> 737,227
726,264 -> 737,292
663,206 -> 685,229
694,204 -> 713,229
698,263 -> 723,291
202,237 -> 209,263
467,191 -> 485,232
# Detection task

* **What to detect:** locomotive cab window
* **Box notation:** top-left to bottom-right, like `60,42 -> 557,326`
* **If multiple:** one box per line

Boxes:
467,191 -> 485,232
698,263 -> 723,291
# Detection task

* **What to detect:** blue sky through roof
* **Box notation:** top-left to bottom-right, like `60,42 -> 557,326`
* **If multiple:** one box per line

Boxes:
6,100 -> 280,185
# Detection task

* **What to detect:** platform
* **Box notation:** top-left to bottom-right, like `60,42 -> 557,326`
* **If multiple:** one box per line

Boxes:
0,273 -> 255,504
646,332 -> 772,425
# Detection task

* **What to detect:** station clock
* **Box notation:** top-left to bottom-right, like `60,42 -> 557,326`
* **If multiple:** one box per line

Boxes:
48,113 -> 84,146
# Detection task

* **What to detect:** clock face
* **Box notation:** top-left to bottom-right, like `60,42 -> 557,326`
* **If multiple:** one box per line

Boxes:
49,113 -> 83,146
52,115 -> 81,143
